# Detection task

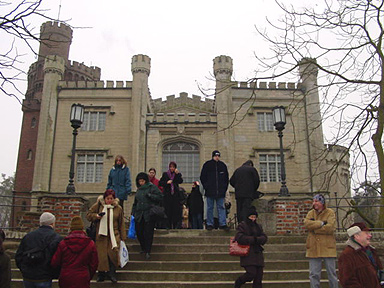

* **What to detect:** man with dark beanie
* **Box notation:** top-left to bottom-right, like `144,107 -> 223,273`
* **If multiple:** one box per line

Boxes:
200,150 -> 229,231
304,194 -> 338,288
234,206 -> 267,288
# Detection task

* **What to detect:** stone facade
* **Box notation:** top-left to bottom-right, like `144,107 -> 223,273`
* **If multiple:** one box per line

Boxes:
12,21 -> 351,233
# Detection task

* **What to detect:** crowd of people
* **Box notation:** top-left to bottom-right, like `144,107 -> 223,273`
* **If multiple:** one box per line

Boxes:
1,151 -> 382,288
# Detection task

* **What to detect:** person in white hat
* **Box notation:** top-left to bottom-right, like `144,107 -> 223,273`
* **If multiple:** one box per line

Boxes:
338,222 -> 383,288
15,212 -> 62,288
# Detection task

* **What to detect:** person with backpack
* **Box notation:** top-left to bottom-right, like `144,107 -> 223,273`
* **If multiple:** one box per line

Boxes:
15,212 -> 62,288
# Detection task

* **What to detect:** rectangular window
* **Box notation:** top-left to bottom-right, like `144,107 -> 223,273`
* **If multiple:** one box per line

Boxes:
257,112 -> 274,132
259,154 -> 281,182
77,154 -> 104,183
82,112 -> 106,131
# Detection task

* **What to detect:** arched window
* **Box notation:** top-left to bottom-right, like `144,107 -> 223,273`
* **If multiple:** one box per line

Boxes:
162,142 -> 200,183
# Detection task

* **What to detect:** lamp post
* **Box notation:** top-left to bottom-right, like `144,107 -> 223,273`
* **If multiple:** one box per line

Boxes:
66,103 -> 84,195
272,106 -> 290,197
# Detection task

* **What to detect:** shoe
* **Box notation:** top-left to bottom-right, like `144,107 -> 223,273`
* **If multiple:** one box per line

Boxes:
234,278 -> 243,288
110,275 -> 117,283
219,225 -> 230,232
145,252 -> 151,260
206,225 -> 213,231
96,272 -> 105,282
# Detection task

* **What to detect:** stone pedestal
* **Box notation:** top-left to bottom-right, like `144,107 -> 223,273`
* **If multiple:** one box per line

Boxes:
18,193 -> 89,235
255,196 -> 312,235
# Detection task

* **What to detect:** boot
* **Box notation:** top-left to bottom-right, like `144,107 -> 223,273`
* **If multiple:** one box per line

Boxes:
234,278 -> 244,288
108,262 -> 117,283
96,272 -> 105,282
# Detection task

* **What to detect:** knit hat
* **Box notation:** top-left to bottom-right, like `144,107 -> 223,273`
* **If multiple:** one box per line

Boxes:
40,212 -> 56,226
313,194 -> 325,205
347,222 -> 371,237
246,206 -> 258,218
212,150 -> 221,157
70,216 -> 84,231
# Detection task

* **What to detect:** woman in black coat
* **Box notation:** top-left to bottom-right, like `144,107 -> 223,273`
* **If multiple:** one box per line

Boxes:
234,206 -> 267,288
159,161 -> 183,229
132,172 -> 163,260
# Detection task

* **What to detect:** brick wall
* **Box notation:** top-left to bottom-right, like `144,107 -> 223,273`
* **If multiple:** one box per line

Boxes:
18,194 -> 88,235
272,197 -> 312,235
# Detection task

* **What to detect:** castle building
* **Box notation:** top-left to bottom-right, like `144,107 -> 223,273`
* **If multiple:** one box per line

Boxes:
12,21 -> 350,228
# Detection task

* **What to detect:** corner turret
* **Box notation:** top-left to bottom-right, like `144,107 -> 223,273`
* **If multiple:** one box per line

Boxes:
38,21 -> 73,61
213,55 -> 233,81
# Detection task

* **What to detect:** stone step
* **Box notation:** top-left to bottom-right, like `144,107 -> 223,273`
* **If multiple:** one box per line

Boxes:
11,268 -> 330,281
11,259 -> 311,271
10,279 -> 332,288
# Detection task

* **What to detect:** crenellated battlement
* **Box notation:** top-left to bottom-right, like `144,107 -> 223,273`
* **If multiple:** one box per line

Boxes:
324,144 -> 350,167
146,112 -> 217,124
58,80 -> 132,89
234,81 -> 298,90
67,60 -> 101,77
213,55 -> 233,77
151,92 -> 214,113
131,54 -> 151,75
40,21 -> 72,35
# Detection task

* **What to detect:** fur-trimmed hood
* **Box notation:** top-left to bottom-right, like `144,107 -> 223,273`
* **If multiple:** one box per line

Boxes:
96,195 -> 120,207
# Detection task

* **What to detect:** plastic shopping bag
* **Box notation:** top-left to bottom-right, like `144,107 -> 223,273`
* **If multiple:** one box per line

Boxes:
119,240 -> 129,268
128,215 -> 136,239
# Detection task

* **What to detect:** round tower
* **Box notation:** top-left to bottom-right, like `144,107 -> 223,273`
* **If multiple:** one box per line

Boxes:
32,55 -> 65,193
213,55 -> 233,81
213,55 -> 235,173
298,58 -> 326,192
130,54 -> 151,177
38,21 -> 73,61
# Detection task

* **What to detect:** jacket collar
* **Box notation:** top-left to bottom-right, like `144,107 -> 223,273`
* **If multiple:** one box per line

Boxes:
346,238 -> 376,251
97,195 -> 119,207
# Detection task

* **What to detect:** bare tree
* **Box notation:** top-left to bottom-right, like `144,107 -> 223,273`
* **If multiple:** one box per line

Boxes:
0,0 -> 54,102
248,0 -> 384,226
0,173 -> 14,228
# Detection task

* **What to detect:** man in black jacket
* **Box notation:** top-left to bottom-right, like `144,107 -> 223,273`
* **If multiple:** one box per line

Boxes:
200,150 -> 229,231
15,212 -> 63,288
230,160 -> 260,223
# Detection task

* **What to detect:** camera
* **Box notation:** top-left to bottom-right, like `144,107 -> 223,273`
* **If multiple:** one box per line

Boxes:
98,212 -> 105,217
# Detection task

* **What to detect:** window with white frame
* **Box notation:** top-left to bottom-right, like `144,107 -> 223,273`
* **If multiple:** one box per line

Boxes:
77,154 -> 104,183
259,154 -> 281,182
162,142 -> 200,183
82,112 -> 106,131
257,112 -> 274,132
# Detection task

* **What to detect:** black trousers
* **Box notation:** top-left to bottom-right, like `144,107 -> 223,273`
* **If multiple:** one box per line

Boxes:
237,265 -> 264,288
135,217 -> 155,253
236,197 -> 254,223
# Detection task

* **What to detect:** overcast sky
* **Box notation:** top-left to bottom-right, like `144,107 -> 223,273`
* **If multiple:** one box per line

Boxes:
0,0 -> 309,177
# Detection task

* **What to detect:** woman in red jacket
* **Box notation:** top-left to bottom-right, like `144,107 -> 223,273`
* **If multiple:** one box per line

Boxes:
51,216 -> 98,288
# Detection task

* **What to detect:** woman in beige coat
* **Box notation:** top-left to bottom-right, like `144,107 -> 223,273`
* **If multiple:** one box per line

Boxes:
87,189 -> 126,283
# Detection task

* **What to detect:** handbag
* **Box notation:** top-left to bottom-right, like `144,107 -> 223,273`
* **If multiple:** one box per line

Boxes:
128,215 -> 136,239
229,237 -> 250,256
119,240 -> 129,268
86,221 -> 97,241
149,205 -> 167,219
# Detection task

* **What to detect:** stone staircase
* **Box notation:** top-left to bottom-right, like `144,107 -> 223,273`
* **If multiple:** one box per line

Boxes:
9,229 -> 339,287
